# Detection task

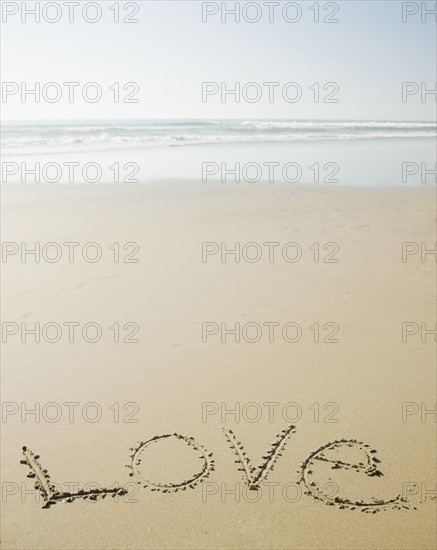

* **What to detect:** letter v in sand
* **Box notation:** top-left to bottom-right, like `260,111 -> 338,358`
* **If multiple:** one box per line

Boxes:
222,424 -> 296,490
20,446 -> 127,508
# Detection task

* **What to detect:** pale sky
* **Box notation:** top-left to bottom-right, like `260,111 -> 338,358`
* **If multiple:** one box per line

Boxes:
1,0 -> 435,120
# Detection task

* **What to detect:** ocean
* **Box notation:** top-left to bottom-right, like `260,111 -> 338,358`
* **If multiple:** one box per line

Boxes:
1,119 -> 435,186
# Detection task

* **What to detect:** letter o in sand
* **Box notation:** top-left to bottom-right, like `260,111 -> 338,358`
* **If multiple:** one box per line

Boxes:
128,433 -> 215,493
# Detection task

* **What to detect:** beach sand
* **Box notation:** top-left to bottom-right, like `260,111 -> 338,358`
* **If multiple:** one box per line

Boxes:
1,182 -> 436,549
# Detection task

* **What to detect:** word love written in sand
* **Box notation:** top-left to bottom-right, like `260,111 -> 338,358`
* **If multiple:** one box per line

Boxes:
21,425 -> 414,513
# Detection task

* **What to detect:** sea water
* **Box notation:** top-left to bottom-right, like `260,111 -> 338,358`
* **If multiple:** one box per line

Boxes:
1,119 -> 435,186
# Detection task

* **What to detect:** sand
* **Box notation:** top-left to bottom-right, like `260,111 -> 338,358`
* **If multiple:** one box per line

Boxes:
1,182 -> 436,549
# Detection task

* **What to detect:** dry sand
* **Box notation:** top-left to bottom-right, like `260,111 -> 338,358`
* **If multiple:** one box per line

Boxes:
1,182 -> 436,549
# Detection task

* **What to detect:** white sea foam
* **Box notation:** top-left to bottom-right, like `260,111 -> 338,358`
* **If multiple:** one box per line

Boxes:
1,119 -> 435,154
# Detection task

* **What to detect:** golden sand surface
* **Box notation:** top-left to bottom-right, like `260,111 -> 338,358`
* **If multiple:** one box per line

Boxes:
1,182 -> 436,549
